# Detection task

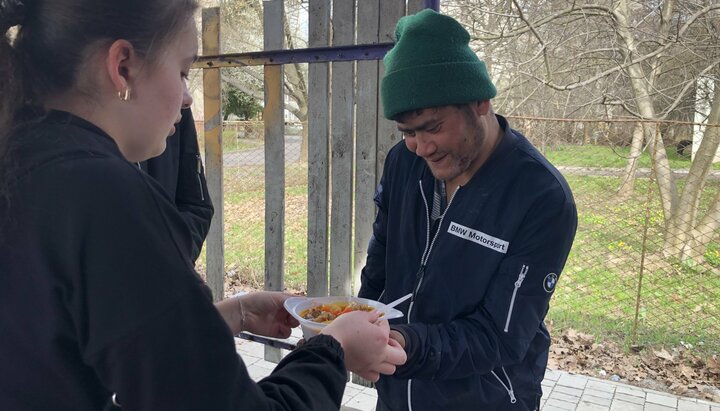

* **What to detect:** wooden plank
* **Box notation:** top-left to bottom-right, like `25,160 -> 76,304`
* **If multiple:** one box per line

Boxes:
329,0 -> 355,297
407,0 -> 425,14
201,7 -> 224,302
376,0 -> 406,185
354,0 -> 380,294
307,0 -> 331,298
263,0 -> 285,363
352,0 -> 380,388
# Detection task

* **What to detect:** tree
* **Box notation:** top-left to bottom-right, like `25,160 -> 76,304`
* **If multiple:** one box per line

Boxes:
443,0 -> 720,262
223,85 -> 262,120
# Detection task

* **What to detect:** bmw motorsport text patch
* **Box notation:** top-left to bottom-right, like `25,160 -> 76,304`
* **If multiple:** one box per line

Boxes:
447,221 -> 509,254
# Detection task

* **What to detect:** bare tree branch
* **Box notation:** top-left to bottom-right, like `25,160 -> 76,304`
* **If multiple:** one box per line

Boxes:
511,0 -> 552,81
518,4 -> 720,94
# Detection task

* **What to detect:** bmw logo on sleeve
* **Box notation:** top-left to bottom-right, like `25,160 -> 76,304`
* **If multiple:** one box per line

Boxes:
543,273 -> 558,293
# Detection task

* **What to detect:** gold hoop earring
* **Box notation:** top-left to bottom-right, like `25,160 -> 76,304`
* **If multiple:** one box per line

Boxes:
118,87 -> 131,101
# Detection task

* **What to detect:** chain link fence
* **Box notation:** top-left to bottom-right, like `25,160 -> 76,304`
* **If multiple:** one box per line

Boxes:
507,116 -> 720,356
196,120 -> 309,293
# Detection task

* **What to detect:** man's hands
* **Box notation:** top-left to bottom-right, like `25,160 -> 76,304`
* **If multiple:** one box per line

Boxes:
216,293 -> 407,382
389,329 -> 406,349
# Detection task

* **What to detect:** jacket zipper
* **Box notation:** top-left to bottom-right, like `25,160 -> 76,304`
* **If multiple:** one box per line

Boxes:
196,154 -> 205,201
491,367 -> 517,404
406,180 -> 460,411
503,264 -> 529,333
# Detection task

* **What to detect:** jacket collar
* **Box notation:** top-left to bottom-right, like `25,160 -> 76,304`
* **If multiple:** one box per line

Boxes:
43,110 -> 126,159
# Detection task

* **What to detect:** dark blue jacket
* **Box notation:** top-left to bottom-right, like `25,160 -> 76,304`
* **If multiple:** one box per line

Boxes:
359,116 -> 577,411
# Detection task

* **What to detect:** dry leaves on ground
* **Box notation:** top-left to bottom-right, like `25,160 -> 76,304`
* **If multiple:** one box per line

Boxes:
548,327 -> 720,402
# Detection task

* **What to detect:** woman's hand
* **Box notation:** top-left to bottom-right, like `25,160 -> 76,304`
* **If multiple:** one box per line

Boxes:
320,311 -> 407,381
215,292 -> 299,338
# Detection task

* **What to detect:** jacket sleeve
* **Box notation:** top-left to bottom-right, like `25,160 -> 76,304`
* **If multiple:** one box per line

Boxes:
392,185 -> 577,380
174,108 -> 214,262
91,290 -> 347,411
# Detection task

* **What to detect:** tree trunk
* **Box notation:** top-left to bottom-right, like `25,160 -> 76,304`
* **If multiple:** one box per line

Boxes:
615,0 -> 677,203
686,191 -> 720,261
665,82 -> 720,260
582,123 -> 592,145
618,123 -> 644,199
613,0 -> 677,224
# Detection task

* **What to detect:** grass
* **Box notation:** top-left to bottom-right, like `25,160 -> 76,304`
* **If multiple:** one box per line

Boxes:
221,134 -> 264,154
221,183 -> 309,289
197,143 -> 720,356
196,128 -> 265,154
548,175 -> 720,354
542,144 -> 720,170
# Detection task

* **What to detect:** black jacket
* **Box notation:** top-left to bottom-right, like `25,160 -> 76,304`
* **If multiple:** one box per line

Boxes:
139,108 -> 213,263
359,115 -> 577,411
0,111 -> 347,411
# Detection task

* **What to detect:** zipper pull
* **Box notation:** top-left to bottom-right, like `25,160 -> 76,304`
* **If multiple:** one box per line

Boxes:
515,265 -> 529,287
509,389 -> 517,404
411,265 -> 426,302
196,154 -> 205,201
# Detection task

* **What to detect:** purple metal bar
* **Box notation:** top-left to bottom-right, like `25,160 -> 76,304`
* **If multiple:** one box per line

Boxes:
425,0 -> 440,11
194,43 -> 394,69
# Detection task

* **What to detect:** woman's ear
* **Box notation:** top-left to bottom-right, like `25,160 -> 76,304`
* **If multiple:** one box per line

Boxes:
105,39 -> 136,98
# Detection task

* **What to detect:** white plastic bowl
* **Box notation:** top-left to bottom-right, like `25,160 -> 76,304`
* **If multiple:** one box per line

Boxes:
284,296 -> 404,339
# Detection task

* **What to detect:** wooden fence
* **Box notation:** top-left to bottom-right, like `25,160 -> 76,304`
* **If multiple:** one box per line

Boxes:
194,1 -> 436,362
196,0 -> 435,300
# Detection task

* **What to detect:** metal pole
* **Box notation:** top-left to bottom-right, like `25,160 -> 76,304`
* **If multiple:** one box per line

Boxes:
631,123 -> 658,348
425,0 -> 440,11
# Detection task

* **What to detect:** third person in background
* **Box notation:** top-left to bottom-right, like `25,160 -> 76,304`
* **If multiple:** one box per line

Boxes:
140,107 -> 213,263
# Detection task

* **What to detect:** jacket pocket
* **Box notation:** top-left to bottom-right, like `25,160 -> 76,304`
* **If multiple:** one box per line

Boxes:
178,152 -> 206,204
484,259 -> 556,351
504,264 -> 529,332
491,367 -> 517,405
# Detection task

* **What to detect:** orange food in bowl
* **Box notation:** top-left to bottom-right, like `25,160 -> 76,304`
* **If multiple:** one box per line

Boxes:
299,301 -> 377,324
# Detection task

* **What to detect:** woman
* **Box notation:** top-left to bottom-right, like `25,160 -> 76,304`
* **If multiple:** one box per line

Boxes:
0,1 -> 405,410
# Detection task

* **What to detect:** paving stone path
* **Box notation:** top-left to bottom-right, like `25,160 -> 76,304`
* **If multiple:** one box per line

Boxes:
235,335 -> 720,411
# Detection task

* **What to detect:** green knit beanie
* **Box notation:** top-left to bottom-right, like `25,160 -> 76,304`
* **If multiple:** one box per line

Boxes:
381,9 -> 496,120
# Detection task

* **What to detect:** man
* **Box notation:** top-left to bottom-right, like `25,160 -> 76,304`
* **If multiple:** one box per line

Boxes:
139,108 -> 213,263
359,9 -> 577,411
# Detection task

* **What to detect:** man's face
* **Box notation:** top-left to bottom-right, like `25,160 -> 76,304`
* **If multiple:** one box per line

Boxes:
396,105 -> 486,186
